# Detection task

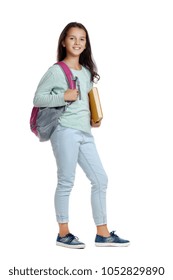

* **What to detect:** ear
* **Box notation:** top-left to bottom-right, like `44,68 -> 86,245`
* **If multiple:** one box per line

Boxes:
62,41 -> 66,47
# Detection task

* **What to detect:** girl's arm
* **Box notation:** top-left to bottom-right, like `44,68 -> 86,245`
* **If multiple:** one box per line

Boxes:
33,68 -> 67,108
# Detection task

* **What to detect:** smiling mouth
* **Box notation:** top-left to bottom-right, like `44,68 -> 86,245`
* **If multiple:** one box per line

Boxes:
73,47 -> 81,50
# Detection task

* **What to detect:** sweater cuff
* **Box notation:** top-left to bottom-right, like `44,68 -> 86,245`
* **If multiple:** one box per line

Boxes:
58,91 -> 67,106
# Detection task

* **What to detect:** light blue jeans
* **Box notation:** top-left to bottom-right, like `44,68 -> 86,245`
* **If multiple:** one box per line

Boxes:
50,125 -> 108,226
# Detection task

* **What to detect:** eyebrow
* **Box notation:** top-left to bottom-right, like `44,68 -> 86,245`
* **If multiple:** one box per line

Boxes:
67,34 -> 86,38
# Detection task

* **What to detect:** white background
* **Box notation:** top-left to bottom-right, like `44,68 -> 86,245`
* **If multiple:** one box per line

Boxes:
0,0 -> 173,279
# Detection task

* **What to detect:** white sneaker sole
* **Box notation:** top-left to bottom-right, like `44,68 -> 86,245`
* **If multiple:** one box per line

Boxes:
56,241 -> 85,249
95,242 -> 130,247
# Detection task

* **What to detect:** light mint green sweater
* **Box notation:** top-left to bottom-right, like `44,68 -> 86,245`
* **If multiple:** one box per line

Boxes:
33,64 -> 93,134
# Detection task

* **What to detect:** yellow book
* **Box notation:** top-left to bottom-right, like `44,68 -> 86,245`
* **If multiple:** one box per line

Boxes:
88,87 -> 103,123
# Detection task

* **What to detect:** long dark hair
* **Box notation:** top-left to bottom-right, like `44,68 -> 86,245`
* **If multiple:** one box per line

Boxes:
57,22 -> 100,82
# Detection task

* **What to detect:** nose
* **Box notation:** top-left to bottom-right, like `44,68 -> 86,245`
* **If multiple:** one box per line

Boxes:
74,38 -> 80,45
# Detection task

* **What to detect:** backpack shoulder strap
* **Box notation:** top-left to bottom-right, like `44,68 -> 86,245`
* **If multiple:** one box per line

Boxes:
56,61 -> 76,89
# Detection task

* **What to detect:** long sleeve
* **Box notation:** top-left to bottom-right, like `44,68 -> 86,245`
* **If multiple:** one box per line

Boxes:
33,65 -> 67,107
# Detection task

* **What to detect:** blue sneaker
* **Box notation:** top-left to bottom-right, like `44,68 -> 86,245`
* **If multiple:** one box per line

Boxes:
95,231 -> 130,247
56,233 -> 85,249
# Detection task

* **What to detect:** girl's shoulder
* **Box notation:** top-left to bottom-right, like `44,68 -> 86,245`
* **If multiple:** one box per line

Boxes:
82,65 -> 91,75
45,63 -> 70,83
82,66 -> 92,84
48,63 -> 65,76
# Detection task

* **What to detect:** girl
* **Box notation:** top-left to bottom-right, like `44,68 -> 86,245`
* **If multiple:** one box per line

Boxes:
33,22 -> 130,248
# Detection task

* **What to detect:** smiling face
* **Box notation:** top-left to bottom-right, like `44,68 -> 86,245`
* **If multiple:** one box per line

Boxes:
62,27 -> 86,58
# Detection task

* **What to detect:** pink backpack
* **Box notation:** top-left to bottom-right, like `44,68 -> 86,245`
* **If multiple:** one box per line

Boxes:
30,61 -> 76,139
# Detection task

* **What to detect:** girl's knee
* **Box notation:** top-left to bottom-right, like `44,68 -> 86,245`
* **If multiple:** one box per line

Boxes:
92,172 -> 108,191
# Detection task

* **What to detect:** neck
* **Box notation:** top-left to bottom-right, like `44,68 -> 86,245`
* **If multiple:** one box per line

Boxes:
63,57 -> 81,70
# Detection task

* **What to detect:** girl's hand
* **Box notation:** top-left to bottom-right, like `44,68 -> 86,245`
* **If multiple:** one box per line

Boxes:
91,119 -> 101,127
64,89 -> 79,101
